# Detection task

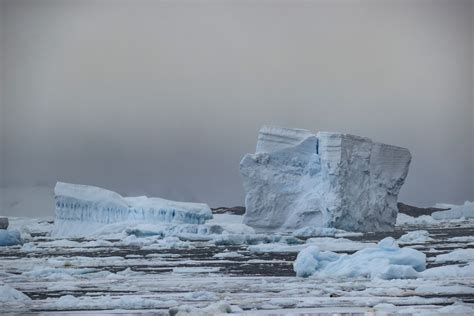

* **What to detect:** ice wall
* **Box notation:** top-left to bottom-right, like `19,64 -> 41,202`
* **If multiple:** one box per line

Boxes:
52,182 -> 213,237
240,126 -> 411,232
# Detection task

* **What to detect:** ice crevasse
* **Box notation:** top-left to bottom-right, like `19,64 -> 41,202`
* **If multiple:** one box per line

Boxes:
52,182 -> 213,238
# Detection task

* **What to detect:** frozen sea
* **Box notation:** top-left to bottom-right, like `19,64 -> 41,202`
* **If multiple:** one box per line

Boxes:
1,212 -> 474,315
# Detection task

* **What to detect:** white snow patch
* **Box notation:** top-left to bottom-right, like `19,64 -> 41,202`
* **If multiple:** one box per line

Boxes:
396,213 -> 438,226
183,291 -> 218,301
172,267 -> 220,274
420,263 -> 474,278
213,251 -> 244,259
46,294 -> 174,310
434,249 -> 474,263
169,301 -> 232,315
292,227 -> 346,238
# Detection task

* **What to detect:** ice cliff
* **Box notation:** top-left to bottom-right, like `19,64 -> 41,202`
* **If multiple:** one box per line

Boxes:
52,182 -> 213,237
240,126 -> 411,232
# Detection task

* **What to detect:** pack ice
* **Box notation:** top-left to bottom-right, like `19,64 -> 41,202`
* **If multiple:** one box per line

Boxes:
52,182 -> 213,237
240,126 -> 411,232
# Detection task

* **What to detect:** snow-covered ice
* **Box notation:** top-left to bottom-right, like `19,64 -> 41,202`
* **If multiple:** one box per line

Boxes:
398,230 -> 433,243
240,126 -> 411,232
434,249 -> 474,263
293,237 -> 425,279
292,226 -> 346,238
52,182 -> 213,237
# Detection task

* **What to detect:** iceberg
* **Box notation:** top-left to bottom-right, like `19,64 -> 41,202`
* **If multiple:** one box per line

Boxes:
240,126 -> 411,232
431,201 -> 474,220
0,229 -> 23,246
293,237 -> 425,279
52,182 -> 213,238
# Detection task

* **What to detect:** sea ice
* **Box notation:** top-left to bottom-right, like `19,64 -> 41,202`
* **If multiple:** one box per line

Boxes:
293,237 -> 425,279
46,294 -> 173,310
0,229 -> 23,246
169,301 -> 233,316
0,285 -> 31,302
413,263 -> 474,278
240,126 -> 411,232
395,213 -> 438,226
292,227 -> 346,238
434,249 -> 474,263
52,182 -> 213,237
398,230 -> 433,243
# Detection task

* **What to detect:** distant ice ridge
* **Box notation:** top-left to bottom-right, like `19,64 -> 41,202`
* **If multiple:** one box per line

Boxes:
432,201 -> 474,220
293,237 -> 425,279
52,182 -> 213,238
395,201 -> 474,226
240,126 -> 411,232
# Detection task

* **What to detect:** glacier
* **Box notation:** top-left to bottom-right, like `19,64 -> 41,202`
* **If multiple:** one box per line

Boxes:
52,182 -> 213,238
240,126 -> 411,232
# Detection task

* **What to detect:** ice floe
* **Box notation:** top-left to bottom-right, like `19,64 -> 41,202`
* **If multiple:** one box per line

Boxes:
294,237 -> 425,279
398,230 -> 433,243
0,285 -> 31,302
434,249 -> 474,263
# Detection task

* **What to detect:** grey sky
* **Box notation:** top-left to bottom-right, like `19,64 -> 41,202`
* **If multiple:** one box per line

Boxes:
1,0 -> 473,217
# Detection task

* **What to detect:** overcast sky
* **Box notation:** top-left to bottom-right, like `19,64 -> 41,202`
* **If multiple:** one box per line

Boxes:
1,0 -> 473,217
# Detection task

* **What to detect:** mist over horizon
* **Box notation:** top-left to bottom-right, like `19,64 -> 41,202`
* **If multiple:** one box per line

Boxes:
0,0 -> 473,217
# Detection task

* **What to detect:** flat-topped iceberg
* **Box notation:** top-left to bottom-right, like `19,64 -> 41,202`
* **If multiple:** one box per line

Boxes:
240,126 -> 411,232
52,182 -> 213,237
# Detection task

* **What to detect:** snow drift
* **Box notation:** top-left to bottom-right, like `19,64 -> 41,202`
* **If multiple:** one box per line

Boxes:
240,126 -> 411,232
52,182 -> 213,237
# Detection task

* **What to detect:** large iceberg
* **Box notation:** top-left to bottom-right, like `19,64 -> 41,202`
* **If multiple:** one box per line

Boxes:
240,126 -> 411,232
52,182 -> 213,237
